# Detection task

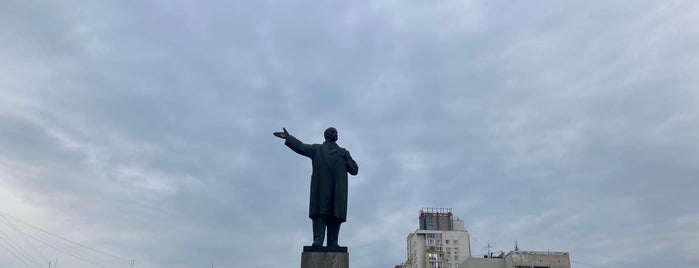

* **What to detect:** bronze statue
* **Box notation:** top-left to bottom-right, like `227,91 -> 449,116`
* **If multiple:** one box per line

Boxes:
274,127 -> 359,248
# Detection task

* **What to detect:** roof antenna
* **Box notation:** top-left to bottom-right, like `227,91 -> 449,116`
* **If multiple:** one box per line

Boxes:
514,240 -> 519,251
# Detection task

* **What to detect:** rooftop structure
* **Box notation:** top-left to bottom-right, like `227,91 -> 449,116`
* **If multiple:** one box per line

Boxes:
419,208 -> 454,231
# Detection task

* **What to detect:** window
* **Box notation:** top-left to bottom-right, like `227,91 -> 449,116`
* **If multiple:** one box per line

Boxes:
445,239 -> 450,244
428,253 -> 444,268
454,240 -> 458,245
427,234 -> 443,246
446,248 -> 451,254
428,246 -> 442,252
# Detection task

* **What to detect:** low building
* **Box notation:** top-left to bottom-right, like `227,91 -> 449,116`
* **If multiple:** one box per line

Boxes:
459,251 -> 570,268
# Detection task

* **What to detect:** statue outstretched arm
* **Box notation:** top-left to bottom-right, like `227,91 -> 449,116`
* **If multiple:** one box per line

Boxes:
274,128 -> 314,157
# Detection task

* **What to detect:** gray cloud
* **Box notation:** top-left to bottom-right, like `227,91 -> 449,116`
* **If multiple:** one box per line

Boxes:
1,0 -> 698,267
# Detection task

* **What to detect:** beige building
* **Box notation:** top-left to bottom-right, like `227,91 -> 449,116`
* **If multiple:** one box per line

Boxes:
459,251 -> 570,268
405,208 -> 472,268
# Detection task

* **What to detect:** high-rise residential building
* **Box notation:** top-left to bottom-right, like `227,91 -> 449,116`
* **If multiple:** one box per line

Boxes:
405,208 -> 472,268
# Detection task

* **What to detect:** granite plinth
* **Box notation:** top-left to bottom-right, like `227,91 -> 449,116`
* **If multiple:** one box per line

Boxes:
301,248 -> 349,268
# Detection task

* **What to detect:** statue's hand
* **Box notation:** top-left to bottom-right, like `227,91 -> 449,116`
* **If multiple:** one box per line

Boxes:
273,128 -> 289,139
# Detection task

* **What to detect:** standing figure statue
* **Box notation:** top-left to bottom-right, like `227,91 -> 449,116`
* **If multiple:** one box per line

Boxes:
274,127 -> 359,248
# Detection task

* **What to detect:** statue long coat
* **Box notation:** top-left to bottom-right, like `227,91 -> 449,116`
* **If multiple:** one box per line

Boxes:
285,135 -> 359,222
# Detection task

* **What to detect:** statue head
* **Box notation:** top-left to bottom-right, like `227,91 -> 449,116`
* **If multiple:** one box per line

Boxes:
324,127 -> 338,142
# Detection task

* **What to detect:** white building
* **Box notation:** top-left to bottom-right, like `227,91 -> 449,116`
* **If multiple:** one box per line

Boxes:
405,208 -> 472,268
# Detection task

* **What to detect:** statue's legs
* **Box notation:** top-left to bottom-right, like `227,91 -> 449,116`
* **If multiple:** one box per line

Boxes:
326,217 -> 341,247
312,215 -> 342,247
311,216 -> 326,247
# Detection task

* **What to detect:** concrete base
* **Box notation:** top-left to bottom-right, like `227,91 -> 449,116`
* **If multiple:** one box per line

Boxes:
301,250 -> 349,268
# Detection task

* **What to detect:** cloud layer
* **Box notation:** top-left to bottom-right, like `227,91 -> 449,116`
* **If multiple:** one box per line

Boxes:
1,1 -> 698,267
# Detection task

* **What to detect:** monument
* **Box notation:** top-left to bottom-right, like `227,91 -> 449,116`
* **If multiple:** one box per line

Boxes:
274,127 -> 359,268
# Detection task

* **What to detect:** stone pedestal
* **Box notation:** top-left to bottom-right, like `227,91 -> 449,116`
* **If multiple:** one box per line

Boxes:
301,247 -> 349,268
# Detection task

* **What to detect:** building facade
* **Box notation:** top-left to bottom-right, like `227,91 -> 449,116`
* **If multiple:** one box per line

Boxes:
405,208 -> 472,268
459,251 -> 570,268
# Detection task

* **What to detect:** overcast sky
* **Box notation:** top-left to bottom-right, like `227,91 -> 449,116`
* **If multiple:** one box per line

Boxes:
1,1 -> 698,268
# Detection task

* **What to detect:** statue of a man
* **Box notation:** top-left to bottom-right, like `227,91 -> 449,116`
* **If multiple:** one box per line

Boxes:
274,127 -> 359,248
